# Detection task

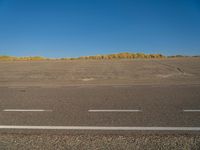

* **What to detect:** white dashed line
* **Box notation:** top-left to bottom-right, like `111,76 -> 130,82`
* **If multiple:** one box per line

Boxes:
3,109 -> 52,112
183,109 -> 200,112
88,109 -> 141,112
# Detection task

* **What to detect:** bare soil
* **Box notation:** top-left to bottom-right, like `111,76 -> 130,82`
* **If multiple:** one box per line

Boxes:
0,58 -> 199,87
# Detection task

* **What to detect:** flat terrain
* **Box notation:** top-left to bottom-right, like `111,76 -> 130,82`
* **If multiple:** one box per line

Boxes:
0,58 -> 200,149
0,58 -> 199,87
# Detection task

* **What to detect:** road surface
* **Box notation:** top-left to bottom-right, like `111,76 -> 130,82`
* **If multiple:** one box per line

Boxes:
0,84 -> 200,134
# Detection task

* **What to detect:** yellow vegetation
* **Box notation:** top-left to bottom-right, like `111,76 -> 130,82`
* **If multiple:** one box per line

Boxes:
0,52 -> 166,61
77,53 -> 165,60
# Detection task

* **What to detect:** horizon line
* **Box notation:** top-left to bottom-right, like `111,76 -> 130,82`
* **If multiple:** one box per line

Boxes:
0,52 -> 199,59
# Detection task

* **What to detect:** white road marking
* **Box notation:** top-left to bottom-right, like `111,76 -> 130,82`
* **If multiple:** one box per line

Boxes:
183,109 -> 200,112
82,78 -> 94,81
0,126 -> 200,131
3,109 -> 52,112
88,109 -> 141,112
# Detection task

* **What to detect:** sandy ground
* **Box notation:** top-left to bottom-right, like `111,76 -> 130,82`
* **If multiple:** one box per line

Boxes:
0,58 -> 199,87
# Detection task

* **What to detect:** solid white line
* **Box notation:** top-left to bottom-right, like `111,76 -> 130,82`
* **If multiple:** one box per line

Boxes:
0,126 -> 200,131
3,109 -> 52,112
88,109 -> 141,112
183,110 -> 200,112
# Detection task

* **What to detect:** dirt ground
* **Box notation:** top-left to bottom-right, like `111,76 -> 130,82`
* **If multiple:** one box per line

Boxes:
0,57 -> 199,87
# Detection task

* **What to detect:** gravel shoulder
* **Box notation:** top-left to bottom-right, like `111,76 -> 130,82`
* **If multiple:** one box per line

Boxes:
1,134 -> 200,150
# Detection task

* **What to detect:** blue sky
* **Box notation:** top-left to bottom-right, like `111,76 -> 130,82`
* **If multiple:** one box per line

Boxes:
0,0 -> 200,57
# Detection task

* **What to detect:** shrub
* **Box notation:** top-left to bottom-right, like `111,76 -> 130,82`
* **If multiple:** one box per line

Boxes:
0,52 -> 166,61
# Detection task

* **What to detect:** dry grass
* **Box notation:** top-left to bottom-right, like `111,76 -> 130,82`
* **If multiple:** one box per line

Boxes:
0,53 -> 166,61
1,53 -> 198,61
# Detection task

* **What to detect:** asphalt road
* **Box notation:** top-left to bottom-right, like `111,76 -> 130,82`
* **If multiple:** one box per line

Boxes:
0,84 -> 200,134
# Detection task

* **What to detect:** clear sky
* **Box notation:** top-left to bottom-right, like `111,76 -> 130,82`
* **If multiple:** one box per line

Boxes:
0,0 -> 200,57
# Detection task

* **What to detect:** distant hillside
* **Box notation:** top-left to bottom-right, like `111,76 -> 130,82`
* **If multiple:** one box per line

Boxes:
1,52 -> 196,61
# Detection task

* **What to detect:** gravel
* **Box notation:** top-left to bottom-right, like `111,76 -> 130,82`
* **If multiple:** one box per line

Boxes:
0,134 -> 200,150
